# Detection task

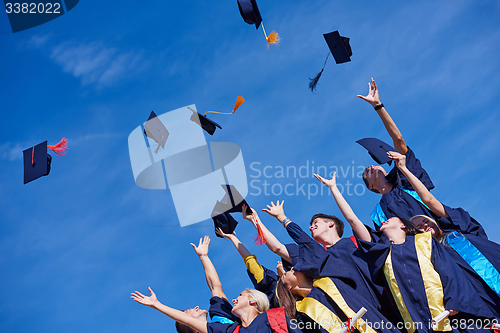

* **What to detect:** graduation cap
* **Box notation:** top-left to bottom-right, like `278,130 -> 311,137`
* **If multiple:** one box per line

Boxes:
23,138 -> 68,184
237,0 -> 280,47
356,138 -> 394,165
211,184 -> 251,238
187,96 -> 245,135
143,111 -> 169,153
309,30 -> 352,92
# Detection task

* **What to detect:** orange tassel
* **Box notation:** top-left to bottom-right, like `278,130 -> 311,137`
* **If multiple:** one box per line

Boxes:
233,96 -> 245,113
254,222 -> 267,245
47,137 -> 68,156
266,31 -> 280,46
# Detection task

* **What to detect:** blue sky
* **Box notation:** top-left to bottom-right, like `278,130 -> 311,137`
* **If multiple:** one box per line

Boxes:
1,1 -> 500,332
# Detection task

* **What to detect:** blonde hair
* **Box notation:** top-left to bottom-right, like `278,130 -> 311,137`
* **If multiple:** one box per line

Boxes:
245,289 -> 270,314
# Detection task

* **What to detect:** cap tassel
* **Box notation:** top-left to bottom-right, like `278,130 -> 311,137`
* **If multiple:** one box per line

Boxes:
261,23 -> 280,48
204,96 -> 245,115
252,211 -> 267,245
47,137 -> 68,156
254,222 -> 267,245
309,52 -> 330,92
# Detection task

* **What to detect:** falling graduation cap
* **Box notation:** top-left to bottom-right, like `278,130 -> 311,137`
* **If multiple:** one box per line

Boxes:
237,0 -> 280,47
309,30 -> 352,92
144,111 -> 169,153
23,138 -> 68,184
188,96 -> 245,135
210,184 -> 267,245
356,138 -> 394,165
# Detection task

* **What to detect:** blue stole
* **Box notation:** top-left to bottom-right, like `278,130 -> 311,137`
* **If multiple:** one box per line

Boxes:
446,231 -> 500,297
371,187 -> 430,228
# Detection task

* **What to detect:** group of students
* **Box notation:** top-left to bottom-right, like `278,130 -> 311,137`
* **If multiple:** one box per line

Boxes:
130,78 -> 500,333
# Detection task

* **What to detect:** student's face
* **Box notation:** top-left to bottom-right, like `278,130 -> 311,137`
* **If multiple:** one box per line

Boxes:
309,218 -> 332,240
184,306 -> 208,320
411,216 -> 438,236
365,165 -> 386,189
231,291 -> 252,313
280,268 -> 301,292
380,217 -> 404,232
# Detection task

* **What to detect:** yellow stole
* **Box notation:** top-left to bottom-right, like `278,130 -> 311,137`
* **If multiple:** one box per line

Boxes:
383,232 -> 451,332
296,277 -> 377,333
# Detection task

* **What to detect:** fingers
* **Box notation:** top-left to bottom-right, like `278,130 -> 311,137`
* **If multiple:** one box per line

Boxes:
190,243 -> 196,250
148,287 -> 155,295
198,237 -> 202,247
203,235 -> 210,246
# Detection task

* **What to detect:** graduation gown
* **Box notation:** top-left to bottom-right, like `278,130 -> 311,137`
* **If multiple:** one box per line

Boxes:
283,223 -> 400,333
370,148 -> 487,239
284,222 -> 399,324
371,147 -> 434,228
210,296 -> 240,324
358,229 -> 497,333
245,254 -> 281,308
438,206 -> 500,311
207,307 -> 302,333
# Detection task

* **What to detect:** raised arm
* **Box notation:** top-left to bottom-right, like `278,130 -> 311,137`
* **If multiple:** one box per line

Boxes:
388,151 -> 448,217
215,228 -> 251,259
357,78 -> 408,155
314,172 -> 371,242
190,236 -> 227,300
131,287 -> 208,333
243,202 -> 291,263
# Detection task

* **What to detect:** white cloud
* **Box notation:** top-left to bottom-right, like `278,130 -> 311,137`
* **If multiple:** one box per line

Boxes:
0,142 -> 23,161
49,41 -> 146,88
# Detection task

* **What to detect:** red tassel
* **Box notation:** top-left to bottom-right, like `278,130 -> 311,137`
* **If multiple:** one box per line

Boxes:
253,222 -> 267,245
47,138 -> 68,156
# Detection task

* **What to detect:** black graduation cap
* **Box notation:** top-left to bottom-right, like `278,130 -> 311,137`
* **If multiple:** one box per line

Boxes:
144,111 -> 169,153
211,184 -> 251,237
187,107 -> 222,135
356,138 -> 394,165
324,31 -> 352,64
237,0 -> 280,46
237,0 -> 262,29
309,30 -> 352,92
23,138 -> 68,184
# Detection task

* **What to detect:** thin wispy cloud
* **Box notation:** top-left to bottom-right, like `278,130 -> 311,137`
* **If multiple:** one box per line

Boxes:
0,142 -> 23,161
49,41 -> 146,88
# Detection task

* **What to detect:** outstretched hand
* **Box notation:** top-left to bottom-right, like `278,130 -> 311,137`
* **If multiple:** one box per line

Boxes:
262,200 -> 285,221
242,203 -> 255,222
131,287 -> 158,307
314,172 -> 337,189
190,235 -> 210,257
215,227 -> 235,240
387,151 -> 407,170
356,78 -> 381,107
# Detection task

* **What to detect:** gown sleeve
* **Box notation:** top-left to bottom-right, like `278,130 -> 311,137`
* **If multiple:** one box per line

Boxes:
244,255 -> 280,308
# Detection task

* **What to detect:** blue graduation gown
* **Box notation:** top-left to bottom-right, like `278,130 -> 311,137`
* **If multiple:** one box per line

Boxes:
358,229 -> 496,333
439,206 -> 500,311
244,255 -> 281,308
283,223 -> 400,333
207,310 -> 302,333
284,222 -> 399,322
371,148 -> 487,239
210,296 -> 240,324
292,276 -> 401,333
